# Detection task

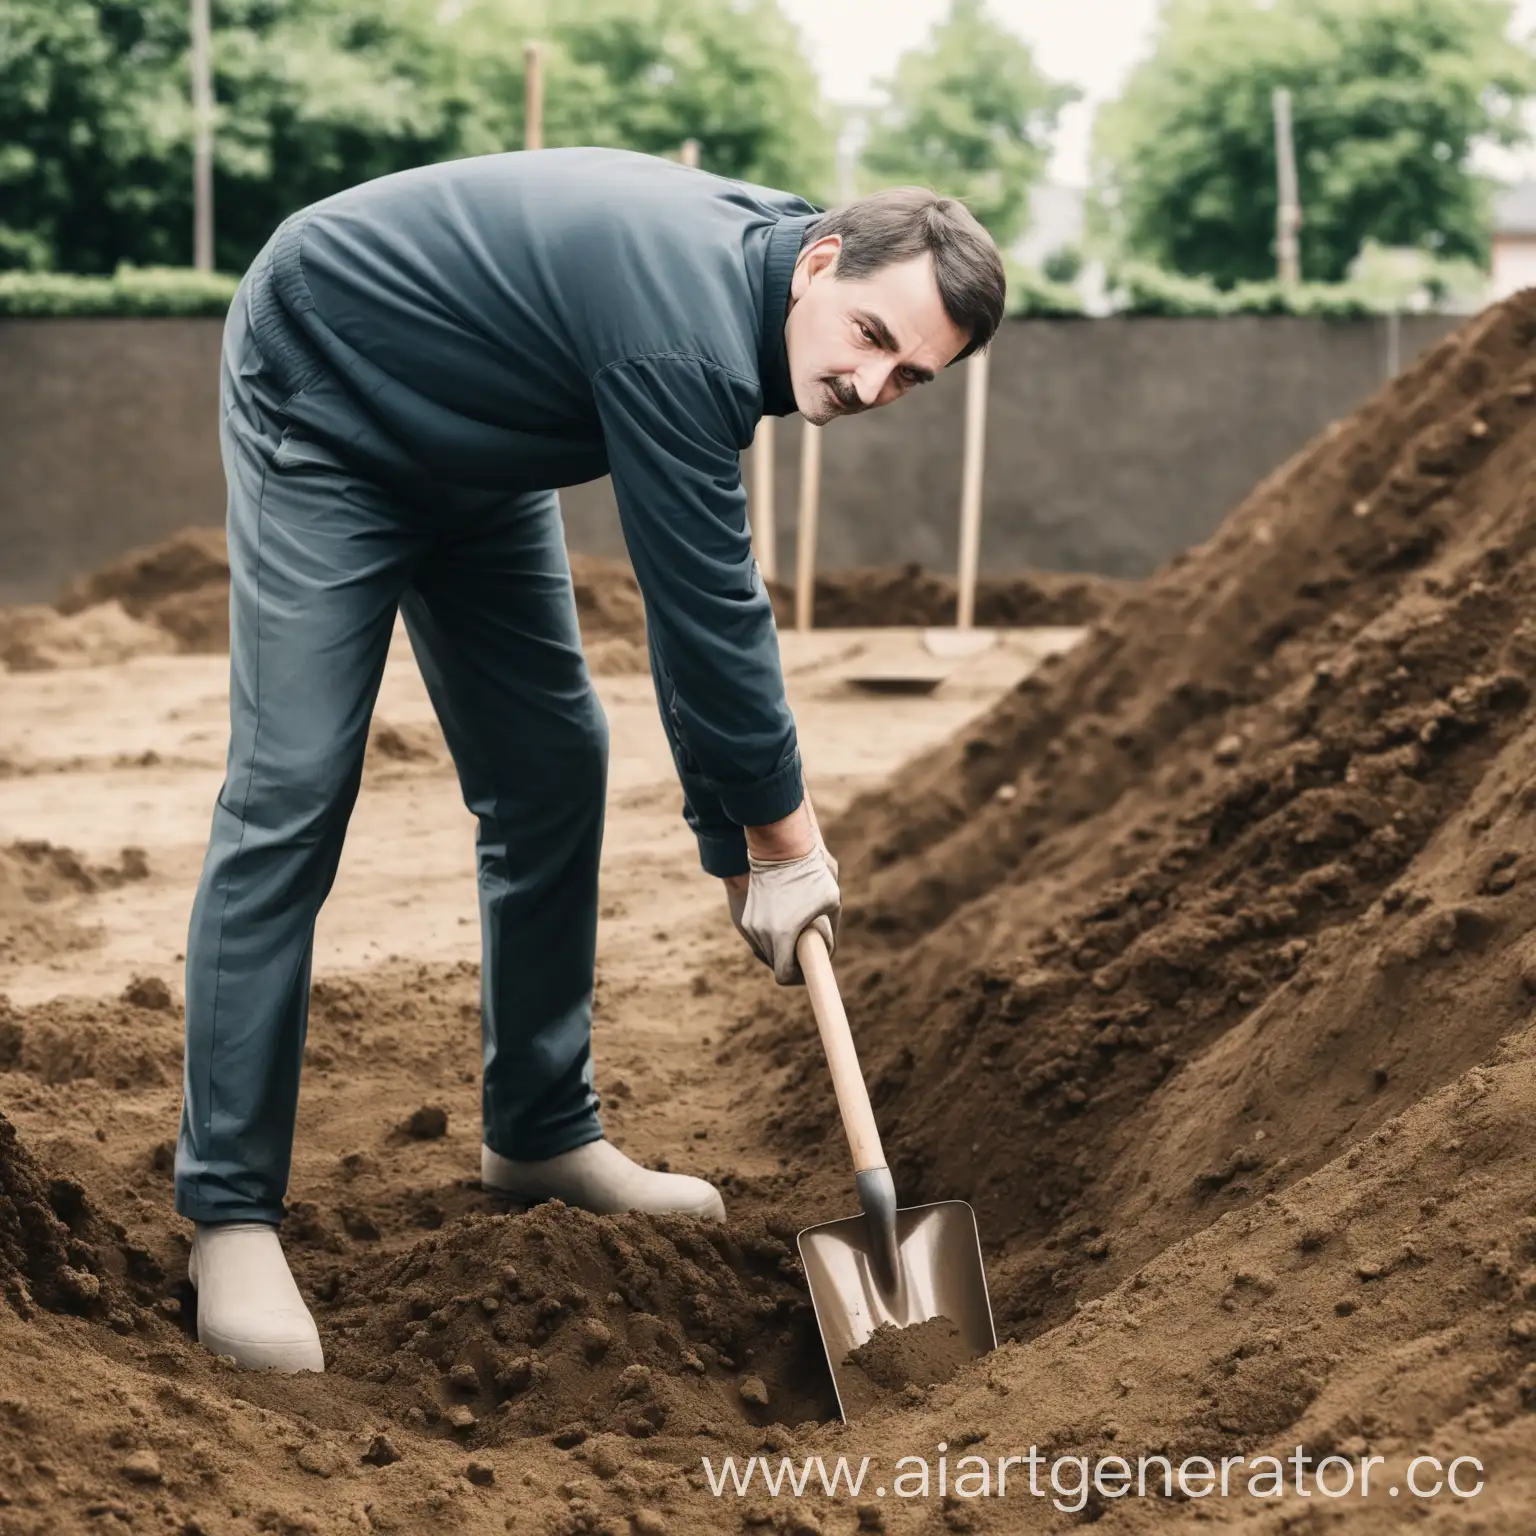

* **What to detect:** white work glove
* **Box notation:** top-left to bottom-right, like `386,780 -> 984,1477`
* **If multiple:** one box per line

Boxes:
739,845 -> 842,986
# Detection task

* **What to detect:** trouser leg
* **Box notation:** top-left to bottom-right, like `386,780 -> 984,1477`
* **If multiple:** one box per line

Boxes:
175,302 -> 418,1224
400,489 -> 607,1160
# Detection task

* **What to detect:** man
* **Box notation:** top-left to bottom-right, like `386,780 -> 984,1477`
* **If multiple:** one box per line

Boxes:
176,146 -> 1004,1372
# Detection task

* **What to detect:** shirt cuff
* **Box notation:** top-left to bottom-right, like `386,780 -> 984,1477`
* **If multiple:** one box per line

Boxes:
714,753 -> 805,829
696,827 -> 750,878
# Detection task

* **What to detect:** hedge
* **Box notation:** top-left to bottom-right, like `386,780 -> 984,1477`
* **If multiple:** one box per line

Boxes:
1107,261 -> 1403,319
1004,259 -> 1088,318
0,261 -> 1460,323
0,267 -> 240,317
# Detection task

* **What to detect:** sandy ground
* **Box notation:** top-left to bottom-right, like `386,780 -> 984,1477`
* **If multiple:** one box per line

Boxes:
0,623 -> 1078,997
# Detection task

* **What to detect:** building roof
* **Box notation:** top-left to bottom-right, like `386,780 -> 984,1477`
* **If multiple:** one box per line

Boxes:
1494,180 -> 1536,237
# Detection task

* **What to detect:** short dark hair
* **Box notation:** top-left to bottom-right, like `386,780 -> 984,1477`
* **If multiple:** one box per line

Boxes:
802,188 -> 1006,361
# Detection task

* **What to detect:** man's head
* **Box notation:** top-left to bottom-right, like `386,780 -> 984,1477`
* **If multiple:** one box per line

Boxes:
783,187 -> 1005,426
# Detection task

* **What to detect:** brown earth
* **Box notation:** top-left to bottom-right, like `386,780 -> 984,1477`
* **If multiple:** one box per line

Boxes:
836,1318 -> 976,1418
3,524 -> 1121,677
0,843 -> 151,969
766,562 -> 1129,630
3,294 -> 1536,1533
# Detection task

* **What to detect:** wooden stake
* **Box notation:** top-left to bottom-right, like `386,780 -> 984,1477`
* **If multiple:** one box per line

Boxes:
679,138 -> 700,168
955,350 -> 990,629
795,423 -> 822,632
752,417 -> 777,583
191,0 -> 214,272
524,42 -> 544,151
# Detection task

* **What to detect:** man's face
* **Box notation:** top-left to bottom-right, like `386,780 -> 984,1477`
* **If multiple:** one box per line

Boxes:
783,236 -> 972,426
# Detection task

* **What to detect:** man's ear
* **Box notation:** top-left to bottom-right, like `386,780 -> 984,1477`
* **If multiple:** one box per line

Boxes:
791,234 -> 842,298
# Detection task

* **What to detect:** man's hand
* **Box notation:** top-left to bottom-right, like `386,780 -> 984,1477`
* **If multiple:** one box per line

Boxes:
726,789 -> 841,985
740,845 -> 840,985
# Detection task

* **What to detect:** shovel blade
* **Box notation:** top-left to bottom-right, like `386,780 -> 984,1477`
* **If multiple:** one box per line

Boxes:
797,1200 -> 996,1419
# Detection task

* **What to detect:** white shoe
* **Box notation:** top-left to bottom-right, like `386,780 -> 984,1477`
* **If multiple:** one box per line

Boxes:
481,1139 -> 726,1222
188,1221 -> 325,1373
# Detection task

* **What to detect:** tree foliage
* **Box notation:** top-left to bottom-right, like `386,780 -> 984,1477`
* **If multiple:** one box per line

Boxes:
857,0 -> 1077,248
1092,0 -> 1536,286
0,0 -> 834,275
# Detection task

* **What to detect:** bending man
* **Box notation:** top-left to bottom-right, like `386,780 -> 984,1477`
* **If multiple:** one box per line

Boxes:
175,147 -> 1005,1371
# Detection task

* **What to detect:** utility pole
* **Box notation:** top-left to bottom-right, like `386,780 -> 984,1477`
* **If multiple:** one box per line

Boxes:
191,0 -> 214,271
524,42 -> 543,151
1272,87 -> 1301,287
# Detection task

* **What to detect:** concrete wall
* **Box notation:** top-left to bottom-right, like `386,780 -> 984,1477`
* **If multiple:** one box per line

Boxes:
0,313 -> 1462,605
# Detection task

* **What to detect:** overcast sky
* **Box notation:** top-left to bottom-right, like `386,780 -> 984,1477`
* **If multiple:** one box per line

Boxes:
777,0 -> 1536,188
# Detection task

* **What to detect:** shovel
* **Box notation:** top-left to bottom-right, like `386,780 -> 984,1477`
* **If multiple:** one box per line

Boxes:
793,928 -> 997,1419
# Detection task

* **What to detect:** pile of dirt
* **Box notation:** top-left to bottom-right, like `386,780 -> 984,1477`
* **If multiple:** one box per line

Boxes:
568,550 -> 648,643
0,977 -> 183,1090
0,600 -> 175,672
56,525 -> 232,653
836,1316 -> 976,1417
0,1110 -> 143,1325
9,528 -> 1121,678
0,842 -> 151,967
322,1201 -> 832,1449
767,562 -> 1128,629
740,290 -> 1536,1347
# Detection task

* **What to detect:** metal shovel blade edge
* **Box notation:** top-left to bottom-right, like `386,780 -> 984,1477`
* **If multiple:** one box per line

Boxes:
796,1199 -> 997,1421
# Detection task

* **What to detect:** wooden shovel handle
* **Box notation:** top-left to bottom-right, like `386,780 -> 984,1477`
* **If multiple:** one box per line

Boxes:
796,926 -> 886,1175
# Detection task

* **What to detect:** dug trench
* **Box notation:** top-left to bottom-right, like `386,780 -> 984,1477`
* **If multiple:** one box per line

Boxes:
4,295 -> 1536,1534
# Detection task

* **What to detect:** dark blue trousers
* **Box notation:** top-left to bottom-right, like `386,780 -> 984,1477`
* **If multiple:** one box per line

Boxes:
175,280 -> 607,1225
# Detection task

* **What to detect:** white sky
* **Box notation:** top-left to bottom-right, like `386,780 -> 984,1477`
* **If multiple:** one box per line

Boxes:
778,0 -> 1536,189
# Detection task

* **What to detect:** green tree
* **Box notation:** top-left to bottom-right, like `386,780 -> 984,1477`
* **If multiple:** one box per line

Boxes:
0,0 -> 469,273
1092,0 -> 1536,286
1041,244 -> 1083,284
444,0 -> 836,202
857,0 -> 1078,247
0,0 -> 833,275
0,0 -> 146,270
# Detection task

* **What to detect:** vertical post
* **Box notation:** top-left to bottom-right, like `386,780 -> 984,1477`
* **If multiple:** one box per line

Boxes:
752,417 -> 777,583
191,0 -> 214,272
1385,310 -> 1402,378
679,138 -> 700,168
1273,87 -> 1301,287
524,42 -> 544,151
794,423 -> 821,632
955,350 -> 990,630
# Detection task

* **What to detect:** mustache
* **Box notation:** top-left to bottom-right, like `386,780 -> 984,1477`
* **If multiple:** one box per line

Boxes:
824,376 -> 866,415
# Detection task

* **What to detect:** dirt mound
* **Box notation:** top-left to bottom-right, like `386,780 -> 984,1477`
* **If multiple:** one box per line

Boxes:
15,531 -> 1118,679
0,1110 -> 141,1324
0,842 -> 151,967
851,1025 -> 1536,1529
1,528 -> 229,668
737,292 -> 1536,1343
0,979 -> 183,1089
0,599 -> 176,672
768,562 -> 1127,629
56,525 -> 230,634
569,551 -> 649,644
322,1201 -> 834,1452
837,1316 -> 975,1417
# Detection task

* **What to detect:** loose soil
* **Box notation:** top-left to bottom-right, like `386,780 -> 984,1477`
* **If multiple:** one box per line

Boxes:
837,1317 -> 976,1418
767,562 -> 1128,630
5,525 -> 1122,676
4,293 -> 1536,1533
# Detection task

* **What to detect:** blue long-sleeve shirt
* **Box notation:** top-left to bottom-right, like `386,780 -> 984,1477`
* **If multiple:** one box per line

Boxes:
246,147 -> 821,875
